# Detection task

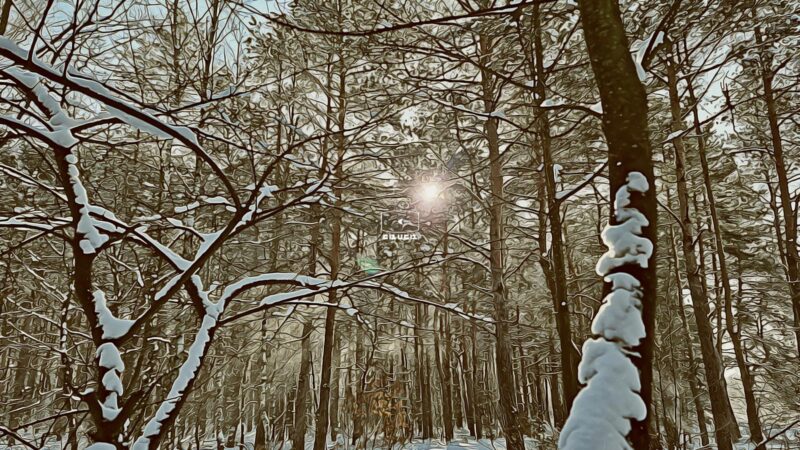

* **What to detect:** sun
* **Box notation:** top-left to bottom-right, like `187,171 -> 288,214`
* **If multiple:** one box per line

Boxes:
418,182 -> 442,203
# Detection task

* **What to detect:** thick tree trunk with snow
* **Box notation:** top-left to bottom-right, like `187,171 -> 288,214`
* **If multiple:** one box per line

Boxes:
569,0 -> 658,448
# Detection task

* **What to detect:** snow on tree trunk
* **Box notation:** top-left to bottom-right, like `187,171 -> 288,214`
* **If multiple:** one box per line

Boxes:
558,173 -> 651,450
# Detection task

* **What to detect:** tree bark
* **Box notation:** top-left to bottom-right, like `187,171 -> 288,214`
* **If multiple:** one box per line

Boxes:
462,330 -> 477,437
756,27 -> 800,358
576,0 -> 658,447
434,315 -> 454,441
668,222 -> 710,447
471,300 -> 483,438
328,328 -> 341,442
530,4 -> 579,416
666,57 -> 737,450
313,55 -> 344,450
481,28 -> 524,449
414,301 -> 434,439
254,312 -> 272,450
291,321 -> 314,450
687,79 -> 764,448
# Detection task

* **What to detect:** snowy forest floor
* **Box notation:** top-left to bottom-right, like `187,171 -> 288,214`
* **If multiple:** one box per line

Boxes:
243,429 -> 542,450
3,428 -> 800,450
0,429 -> 543,450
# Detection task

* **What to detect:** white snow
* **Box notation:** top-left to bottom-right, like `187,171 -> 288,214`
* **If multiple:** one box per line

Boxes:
664,128 -> 689,142
203,196 -> 230,205
559,339 -> 647,450
133,314 -> 216,449
591,274 -> 645,346
175,201 -> 200,213
633,31 -> 665,82
2,65 -> 79,147
67,152 -> 111,254
560,171 -> 652,450
553,164 -> 563,183
595,172 -> 652,275
101,369 -> 124,396
96,342 -> 125,422
86,444 -> 117,450
93,290 -> 134,340
0,37 -> 207,152
541,98 -> 564,108
260,184 -> 278,197
96,343 -> 125,372
134,227 -> 191,270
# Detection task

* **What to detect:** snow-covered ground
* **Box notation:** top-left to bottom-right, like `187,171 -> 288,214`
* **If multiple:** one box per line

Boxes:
253,430 -> 541,450
206,428 -> 538,450
4,425 -> 800,449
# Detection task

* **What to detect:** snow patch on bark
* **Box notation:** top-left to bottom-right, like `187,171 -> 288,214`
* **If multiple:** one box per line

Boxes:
96,342 -> 125,422
559,172 -> 652,450
93,290 -> 134,340
67,153 -> 111,254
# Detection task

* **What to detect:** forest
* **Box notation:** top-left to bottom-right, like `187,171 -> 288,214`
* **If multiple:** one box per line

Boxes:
0,0 -> 798,449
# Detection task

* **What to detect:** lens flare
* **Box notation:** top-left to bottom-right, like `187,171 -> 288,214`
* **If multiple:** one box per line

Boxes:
418,182 -> 441,203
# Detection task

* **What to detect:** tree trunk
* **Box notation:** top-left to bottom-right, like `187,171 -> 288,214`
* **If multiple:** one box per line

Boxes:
478,28 -> 524,450
254,312 -> 271,450
756,27 -> 800,358
313,55 -> 344,450
530,4 -> 579,416
436,228 -> 454,440
434,312 -> 454,440
291,321 -> 314,450
328,329 -> 341,442
576,0 -> 658,447
462,331 -> 477,437
471,303 -> 483,439
414,301 -> 434,439
666,57 -> 737,450
686,79 -> 764,448
667,223 -> 710,448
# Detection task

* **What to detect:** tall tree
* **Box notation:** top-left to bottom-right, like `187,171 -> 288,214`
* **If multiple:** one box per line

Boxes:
561,1 -> 658,449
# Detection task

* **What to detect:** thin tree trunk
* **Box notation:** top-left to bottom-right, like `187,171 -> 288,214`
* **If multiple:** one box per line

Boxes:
254,311 -> 271,450
328,329 -> 341,442
414,301 -> 434,439
666,57 -> 737,450
548,335 -> 565,428
479,28 -> 524,450
668,223 -> 710,447
530,3 -> 578,417
437,227 -> 454,440
313,55 -> 343,450
471,305 -> 483,439
461,332 -> 477,437
291,321 -> 314,450
756,26 -> 800,358
0,0 -> 13,35
434,312 -> 454,440
687,79 -> 764,447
